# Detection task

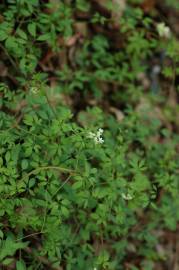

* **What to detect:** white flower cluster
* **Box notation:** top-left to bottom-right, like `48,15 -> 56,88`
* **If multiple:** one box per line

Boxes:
121,193 -> 133,201
30,86 -> 39,94
156,22 -> 171,39
88,128 -> 104,144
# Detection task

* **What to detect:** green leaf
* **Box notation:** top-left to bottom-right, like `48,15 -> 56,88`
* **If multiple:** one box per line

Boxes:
76,0 -> 90,11
5,151 -> 11,162
0,238 -> 28,261
37,33 -> 51,41
23,114 -> 34,126
16,260 -> 26,270
21,159 -> 29,170
2,258 -> 14,266
72,181 -> 83,190
28,23 -> 36,37
61,206 -> 69,217
5,36 -> 18,50
0,30 -> 8,41
24,147 -> 32,157
16,29 -> 27,40
0,230 -> 4,238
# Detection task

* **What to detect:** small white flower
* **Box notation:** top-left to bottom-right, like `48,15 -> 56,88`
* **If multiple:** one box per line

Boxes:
122,193 -> 133,201
94,136 -> 104,144
30,87 -> 39,94
97,128 -> 103,136
97,137 -> 104,144
88,128 -> 104,144
157,22 -> 171,39
153,65 -> 161,74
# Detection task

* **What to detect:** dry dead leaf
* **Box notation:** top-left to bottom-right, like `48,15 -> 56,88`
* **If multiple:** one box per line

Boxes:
65,33 -> 82,47
111,0 -> 126,26
137,72 -> 150,90
109,106 -> 124,121
0,61 -> 8,77
141,0 -> 156,13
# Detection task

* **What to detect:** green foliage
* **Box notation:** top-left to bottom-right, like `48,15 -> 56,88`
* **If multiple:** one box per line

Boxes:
0,0 -> 177,102
0,1 -> 73,75
0,82 -> 179,269
165,0 -> 179,10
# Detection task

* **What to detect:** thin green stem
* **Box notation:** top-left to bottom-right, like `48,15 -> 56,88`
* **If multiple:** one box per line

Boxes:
51,174 -> 72,199
0,43 -> 18,71
20,165 -> 75,183
44,90 -> 58,119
